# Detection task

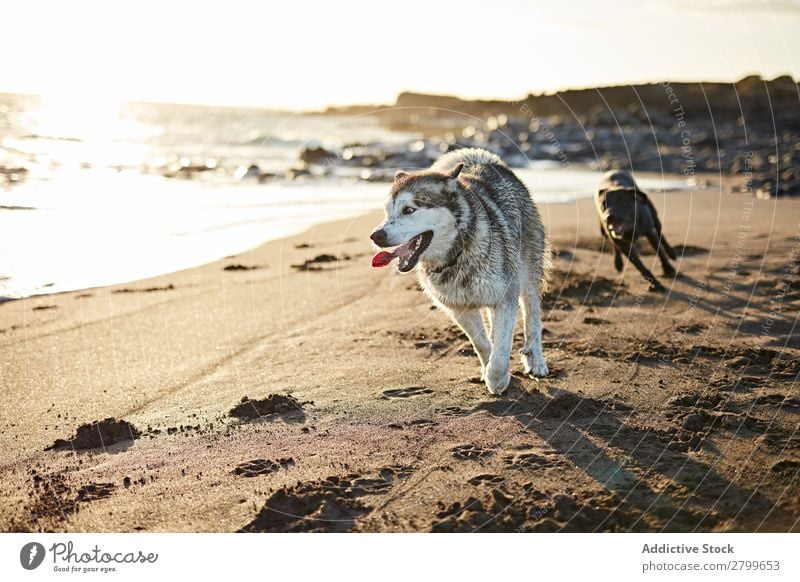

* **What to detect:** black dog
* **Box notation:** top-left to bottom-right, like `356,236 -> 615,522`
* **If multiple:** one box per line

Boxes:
596,170 -> 677,291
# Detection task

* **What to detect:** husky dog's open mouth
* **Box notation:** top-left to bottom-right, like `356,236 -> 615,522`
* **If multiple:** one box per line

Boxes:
372,231 -> 433,272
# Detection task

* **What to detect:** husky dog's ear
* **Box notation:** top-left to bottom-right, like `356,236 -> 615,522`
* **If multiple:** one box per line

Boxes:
394,170 -> 409,181
447,163 -> 464,179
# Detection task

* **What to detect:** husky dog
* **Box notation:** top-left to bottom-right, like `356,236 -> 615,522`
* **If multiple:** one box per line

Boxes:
370,148 -> 550,395
596,170 -> 677,291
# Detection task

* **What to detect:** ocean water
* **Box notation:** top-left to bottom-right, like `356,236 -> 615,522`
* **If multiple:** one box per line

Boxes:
0,94 -> 695,299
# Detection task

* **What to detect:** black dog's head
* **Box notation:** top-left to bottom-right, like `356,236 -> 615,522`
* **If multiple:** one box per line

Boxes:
601,189 -> 638,240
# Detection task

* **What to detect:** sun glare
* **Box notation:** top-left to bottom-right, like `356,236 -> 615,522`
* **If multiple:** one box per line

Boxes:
31,95 -> 124,142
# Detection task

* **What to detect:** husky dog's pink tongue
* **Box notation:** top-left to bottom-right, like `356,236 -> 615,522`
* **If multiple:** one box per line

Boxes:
371,239 -> 416,268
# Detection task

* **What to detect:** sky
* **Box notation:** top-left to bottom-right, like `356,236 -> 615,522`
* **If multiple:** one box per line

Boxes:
1,0 -> 798,109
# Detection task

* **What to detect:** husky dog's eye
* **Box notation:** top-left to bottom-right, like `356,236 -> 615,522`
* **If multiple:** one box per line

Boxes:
402,207 -> 416,215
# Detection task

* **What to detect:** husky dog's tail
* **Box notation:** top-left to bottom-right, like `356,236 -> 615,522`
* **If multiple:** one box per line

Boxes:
430,147 -> 506,173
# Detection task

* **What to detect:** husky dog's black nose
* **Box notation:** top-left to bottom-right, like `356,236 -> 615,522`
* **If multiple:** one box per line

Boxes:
370,229 -> 388,247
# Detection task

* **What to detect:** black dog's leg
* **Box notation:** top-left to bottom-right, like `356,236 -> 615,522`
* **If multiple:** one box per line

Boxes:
641,194 -> 677,260
658,230 -> 677,260
625,244 -> 664,292
599,222 -> 611,253
600,222 -> 624,271
646,229 -> 676,277
613,245 -> 624,272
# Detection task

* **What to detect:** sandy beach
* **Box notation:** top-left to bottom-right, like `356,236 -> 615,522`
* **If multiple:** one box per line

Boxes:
1,177 -> 798,533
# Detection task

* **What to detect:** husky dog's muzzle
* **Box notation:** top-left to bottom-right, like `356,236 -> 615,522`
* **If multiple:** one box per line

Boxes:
370,230 -> 434,272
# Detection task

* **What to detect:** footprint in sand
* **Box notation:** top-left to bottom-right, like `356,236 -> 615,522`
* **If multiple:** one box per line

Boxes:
467,474 -> 505,486
77,483 -> 116,502
436,405 -> 469,417
503,452 -> 562,469
240,466 -> 413,532
233,458 -> 294,477
754,394 -> 800,409
405,418 -> 438,427
381,386 -> 434,399
451,444 -> 495,461
675,322 -> 708,334
771,460 -> 800,474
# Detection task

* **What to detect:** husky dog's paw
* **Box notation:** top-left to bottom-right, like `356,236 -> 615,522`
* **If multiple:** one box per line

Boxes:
528,359 -> 549,378
484,364 -> 511,396
521,347 -> 548,378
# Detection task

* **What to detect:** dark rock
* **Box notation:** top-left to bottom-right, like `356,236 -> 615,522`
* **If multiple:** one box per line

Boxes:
47,418 -> 141,451
291,254 -> 342,271
285,166 -> 312,180
229,394 -> 306,419
299,145 -> 335,166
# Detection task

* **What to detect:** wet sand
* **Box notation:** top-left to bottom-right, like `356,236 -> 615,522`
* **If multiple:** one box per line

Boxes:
1,179 -> 798,532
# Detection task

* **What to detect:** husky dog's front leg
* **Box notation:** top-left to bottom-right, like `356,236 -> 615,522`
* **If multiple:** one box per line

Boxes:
521,282 -> 548,377
484,300 -> 518,395
448,307 -> 492,379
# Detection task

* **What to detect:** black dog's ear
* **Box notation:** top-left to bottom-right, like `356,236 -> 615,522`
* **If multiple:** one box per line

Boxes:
447,163 -> 464,179
394,170 -> 409,181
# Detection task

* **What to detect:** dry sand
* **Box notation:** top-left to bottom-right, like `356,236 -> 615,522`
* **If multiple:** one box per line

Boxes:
1,178 -> 798,532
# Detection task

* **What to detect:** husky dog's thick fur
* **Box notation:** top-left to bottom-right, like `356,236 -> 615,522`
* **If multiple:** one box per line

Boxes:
596,170 -> 677,291
370,148 -> 551,395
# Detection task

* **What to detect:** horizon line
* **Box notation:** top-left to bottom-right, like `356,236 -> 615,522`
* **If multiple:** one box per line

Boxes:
0,73 -> 796,113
